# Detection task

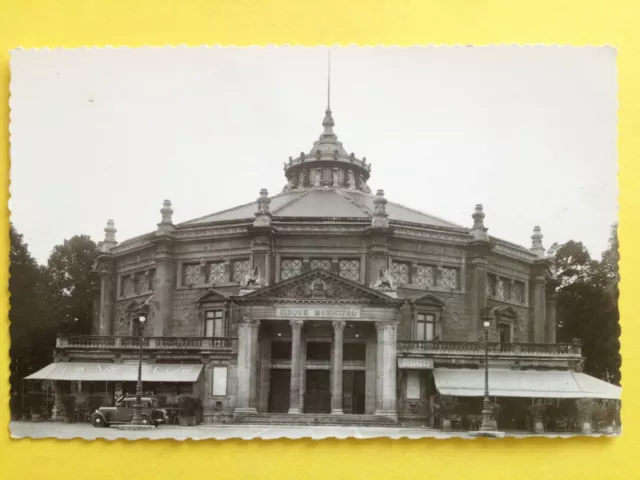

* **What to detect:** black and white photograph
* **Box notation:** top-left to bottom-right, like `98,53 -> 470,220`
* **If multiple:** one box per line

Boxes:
8,46 -> 621,440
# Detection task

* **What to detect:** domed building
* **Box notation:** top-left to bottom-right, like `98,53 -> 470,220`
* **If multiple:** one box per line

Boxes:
32,102 -> 620,431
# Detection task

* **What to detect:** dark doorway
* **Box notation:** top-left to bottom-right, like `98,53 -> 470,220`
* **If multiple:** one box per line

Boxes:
304,370 -> 331,413
268,369 -> 290,413
343,371 -> 366,414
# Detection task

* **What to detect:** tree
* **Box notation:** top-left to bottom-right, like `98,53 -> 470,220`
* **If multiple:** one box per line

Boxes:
45,235 -> 99,335
9,225 -> 52,394
555,224 -> 620,385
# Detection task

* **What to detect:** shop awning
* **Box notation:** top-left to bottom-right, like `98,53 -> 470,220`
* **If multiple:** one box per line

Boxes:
433,368 -> 621,400
24,362 -> 204,383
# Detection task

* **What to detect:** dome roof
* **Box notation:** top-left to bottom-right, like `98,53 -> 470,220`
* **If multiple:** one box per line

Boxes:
180,187 -> 465,229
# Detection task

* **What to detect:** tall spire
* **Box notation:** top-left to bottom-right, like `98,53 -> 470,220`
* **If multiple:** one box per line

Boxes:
323,50 -> 335,133
327,49 -> 331,110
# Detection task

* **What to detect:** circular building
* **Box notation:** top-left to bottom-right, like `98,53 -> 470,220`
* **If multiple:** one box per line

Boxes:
41,104 -> 621,431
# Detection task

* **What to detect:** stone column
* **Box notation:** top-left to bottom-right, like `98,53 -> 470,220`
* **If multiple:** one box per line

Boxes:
382,323 -> 398,417
331,320 -> 346,414
466,243 -> 490,342
234,321 -> 254,413
248,320 -> 261,411
288,319 -> 304,414
375,323 -> 385,414
98,262 -> 115,336
51,381 -> 64,421
365,336 -> 376,414
375,322 -> 398,418
546,280 -> 560,344
258,337 -> 271,413
532,274 -> 547,343
153,239 -> 175,337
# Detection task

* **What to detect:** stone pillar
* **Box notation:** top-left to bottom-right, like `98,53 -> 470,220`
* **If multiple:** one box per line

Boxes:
234,321 -> 255,413
375,323 -> 385,414
365,336 -> 376,414
153,239 -> 175,337
302,257 -> 311,273
466,241 -> 491,342
288,319 -> 304,414
382,323 -> 398,416
546,281 -> 559,344
331,320 -> 346,414
249,320 -> 261,410
532,273 -> 547,343
375,322 -> 397,417
258,337 -> 271,413
98,260 -> 115,335
299,330 -> 307,412
51,381 -> 64,421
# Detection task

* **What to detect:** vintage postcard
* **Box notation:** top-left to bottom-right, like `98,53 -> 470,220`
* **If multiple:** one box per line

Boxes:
8,46 -> 620,440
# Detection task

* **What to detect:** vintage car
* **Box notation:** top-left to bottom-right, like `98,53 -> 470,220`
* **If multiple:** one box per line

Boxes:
90,395 -> 168,427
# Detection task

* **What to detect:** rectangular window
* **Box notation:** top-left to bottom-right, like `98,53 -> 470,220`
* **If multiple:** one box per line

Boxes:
406,371 -> 421,400
499,323 -> 512,343
306,342 -> 331,361
183,264 -> 201,287
416,265 -> 435,287
271,341 -> 292,360
440,267 -> 459,289
281,258 -> 303,280
343,343 -> 366,362
513,281 -> 525,303
487,274 -> 497,296
208,262 -> 226,283
231,259 -> 250,283
416,313 -> 436,341
121,275 -> 134,297
390,260 -> 410,285
212,366 -> 228,396
338,259 -> 361,282
148,269 -> 156,291
205,310 -> 224,337
310,258 -> 332,271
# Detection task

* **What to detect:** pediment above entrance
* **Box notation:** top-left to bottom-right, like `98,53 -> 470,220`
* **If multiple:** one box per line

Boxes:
233,269 -> 400,304
410,292 -> 447,307
196,288 -> 228,304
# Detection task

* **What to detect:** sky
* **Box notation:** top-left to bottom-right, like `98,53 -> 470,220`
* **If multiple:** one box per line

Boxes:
9,46 -> 618,264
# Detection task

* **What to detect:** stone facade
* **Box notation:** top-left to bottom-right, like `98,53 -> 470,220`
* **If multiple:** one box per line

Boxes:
54,106 -> 581,426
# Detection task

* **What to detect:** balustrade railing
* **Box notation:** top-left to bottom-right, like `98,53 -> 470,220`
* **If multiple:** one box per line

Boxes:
57,335 -> 237,351
397,340 -> 581,356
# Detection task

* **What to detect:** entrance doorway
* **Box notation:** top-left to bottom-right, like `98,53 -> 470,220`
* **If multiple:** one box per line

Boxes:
304,370 -> 331,413
268,370 -> 290,413
343,371 -> 366,414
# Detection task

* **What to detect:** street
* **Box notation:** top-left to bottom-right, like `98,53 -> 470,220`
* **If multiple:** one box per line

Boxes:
9,421 -> 592,440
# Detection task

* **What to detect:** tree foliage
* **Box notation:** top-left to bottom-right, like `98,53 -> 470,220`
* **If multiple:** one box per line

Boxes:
9,227 -> 99,396
556,224 -> 621,385
9,225 -> 52,394
44,235 -> 98,334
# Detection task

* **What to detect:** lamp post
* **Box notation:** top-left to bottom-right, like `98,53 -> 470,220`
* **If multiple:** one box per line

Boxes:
479,306 -> 494,433
131,305 -> 148,425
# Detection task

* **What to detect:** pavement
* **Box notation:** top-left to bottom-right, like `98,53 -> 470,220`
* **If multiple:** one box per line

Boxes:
9,421 -> 607,441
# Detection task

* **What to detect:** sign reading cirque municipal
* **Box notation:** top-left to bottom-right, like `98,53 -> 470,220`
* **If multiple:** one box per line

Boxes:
276,307 -> 361,319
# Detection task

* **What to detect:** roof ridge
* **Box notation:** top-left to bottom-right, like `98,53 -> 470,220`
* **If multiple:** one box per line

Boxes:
271,188 -> 313,215
335,188 -> 373,216
178,190 -> 301,226
347,189 -> 466,229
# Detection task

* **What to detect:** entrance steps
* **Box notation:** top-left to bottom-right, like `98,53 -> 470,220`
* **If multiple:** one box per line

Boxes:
233,413 -> 398,427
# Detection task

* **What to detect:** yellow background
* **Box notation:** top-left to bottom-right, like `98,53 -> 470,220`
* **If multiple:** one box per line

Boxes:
0,1 -> 638,479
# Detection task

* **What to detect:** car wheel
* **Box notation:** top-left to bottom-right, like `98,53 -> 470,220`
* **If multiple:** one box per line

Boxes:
141,415 -> 152,425
91,414 -> 107,428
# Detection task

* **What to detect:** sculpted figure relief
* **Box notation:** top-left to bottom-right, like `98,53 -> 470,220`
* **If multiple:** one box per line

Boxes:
370,266 -> 397,291
242,265 -> 267,289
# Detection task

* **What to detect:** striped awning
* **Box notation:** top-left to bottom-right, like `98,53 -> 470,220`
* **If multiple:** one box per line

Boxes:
25,362 -> 203,383
433,368 -> 621,400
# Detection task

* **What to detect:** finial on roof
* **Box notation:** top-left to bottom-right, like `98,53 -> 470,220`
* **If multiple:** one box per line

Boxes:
470,204 -> 489,241
253,188 -> 272,227
372,189 -> 389,229
160,199 -> 173,224
322,50 -> 335,135
530,225 -> 545,258
101,219 -> 118,252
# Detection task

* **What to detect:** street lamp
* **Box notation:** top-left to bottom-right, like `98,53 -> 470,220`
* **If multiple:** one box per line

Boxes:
479,307 -> 494,433
131,308 -> 148,425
